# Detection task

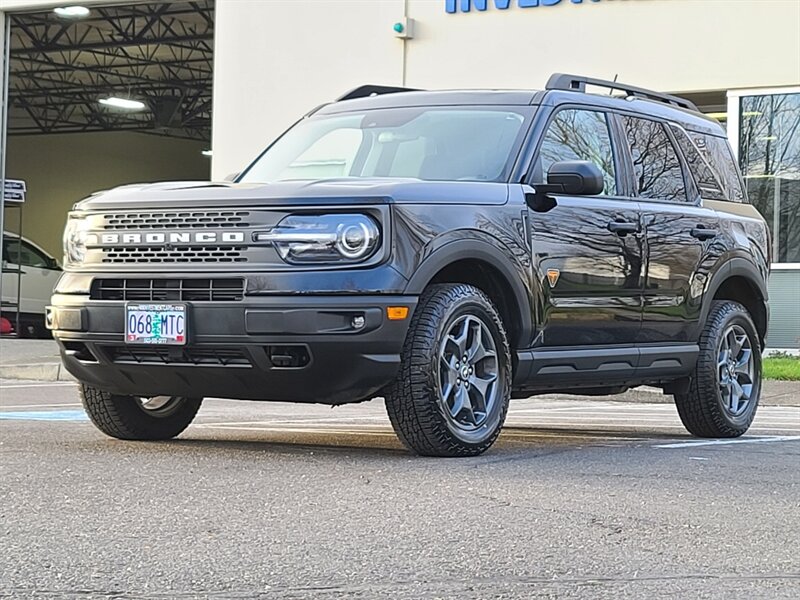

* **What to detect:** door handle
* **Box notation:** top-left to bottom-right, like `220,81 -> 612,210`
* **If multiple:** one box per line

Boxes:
607,220 -> 639,236
690,226 -> 718,241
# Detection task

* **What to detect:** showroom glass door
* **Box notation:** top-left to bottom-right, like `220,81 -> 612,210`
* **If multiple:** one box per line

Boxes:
728,86 -> 800,349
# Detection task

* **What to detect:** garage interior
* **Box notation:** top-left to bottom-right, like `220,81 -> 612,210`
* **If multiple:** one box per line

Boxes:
2,0 -> 214,259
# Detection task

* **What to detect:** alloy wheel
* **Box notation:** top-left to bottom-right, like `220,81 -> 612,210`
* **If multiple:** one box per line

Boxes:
438,314 -> 499,431
717,324 -> 755,417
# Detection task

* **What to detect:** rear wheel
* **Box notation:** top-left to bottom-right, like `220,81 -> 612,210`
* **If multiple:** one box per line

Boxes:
674,300 -> 762,438
80,383 -> 202,440
385,284 -> 511,457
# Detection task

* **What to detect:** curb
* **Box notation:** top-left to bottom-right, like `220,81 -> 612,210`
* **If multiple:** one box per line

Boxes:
0,363 -> 75,382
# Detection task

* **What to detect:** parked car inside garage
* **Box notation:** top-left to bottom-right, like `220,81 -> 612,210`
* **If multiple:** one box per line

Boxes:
1,231 -> 61,337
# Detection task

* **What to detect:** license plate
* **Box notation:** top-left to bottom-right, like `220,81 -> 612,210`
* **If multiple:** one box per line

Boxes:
125,303 -> 187,345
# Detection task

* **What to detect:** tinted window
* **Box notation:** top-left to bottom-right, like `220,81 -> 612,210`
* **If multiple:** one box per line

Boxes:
689,132 -> 746,203
622,116 -> 688,203
3,239 -> 50,268
670,124 -> 725,200
536,109 -> 617,195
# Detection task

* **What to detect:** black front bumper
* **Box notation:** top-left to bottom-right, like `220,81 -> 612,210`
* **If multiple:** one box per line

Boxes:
49,294 -> 417,404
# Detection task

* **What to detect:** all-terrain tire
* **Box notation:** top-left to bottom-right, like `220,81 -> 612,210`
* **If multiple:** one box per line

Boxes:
80,383 -> 202,441
674,300 -> 762,438
384,283 -> 512,457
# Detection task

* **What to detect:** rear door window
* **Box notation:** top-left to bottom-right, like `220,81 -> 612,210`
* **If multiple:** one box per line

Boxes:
621,116 -> 688,203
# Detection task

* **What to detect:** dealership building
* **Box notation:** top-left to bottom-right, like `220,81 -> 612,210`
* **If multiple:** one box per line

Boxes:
1,0 -> 799,347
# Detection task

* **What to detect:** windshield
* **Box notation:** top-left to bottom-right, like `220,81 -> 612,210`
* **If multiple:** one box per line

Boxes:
239,106 -> 531,184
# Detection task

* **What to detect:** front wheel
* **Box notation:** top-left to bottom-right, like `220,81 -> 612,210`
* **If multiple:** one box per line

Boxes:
674,300 -> 762,438
385,284 -> 511,457
80,383 -> 202,441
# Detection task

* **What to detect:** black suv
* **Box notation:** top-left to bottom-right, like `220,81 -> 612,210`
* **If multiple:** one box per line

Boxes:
50,74 -> 770,457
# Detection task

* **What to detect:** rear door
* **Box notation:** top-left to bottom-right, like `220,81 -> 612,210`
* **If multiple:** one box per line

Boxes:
616,115 -> 722,343
528,107 -> 644,347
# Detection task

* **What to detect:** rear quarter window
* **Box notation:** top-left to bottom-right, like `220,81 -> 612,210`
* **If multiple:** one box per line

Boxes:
688,132 -> 746,203
669,125 -> 726,201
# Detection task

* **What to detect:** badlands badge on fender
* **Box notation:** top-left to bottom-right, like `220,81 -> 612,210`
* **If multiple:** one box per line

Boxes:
546,269 -> 560,288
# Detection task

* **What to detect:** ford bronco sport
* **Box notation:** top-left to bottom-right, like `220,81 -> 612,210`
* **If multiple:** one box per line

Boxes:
50,74 -> 770,457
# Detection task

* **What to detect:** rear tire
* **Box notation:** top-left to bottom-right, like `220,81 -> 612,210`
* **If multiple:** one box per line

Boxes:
674,300 -> 762,438
385,284 -> 511,457
80,383 -> 202,441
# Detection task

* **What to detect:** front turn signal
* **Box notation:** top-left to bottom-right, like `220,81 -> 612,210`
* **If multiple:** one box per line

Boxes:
387,306 -> 409,320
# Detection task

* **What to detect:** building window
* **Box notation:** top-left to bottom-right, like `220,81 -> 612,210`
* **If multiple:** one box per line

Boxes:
738,92 -> 800,264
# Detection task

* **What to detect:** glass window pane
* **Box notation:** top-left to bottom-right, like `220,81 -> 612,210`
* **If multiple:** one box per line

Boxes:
670,125 -> 725,200
241,108 -> 530,183
739,92 -> 800,264
537,109 -> 617,195
689,132 -> 745,203
621,116 -> 688,203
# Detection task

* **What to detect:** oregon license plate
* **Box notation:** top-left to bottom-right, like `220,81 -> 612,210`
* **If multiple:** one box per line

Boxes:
125,303 -> 187,345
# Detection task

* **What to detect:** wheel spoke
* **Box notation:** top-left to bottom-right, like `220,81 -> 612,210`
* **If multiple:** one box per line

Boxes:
453,385 -> 475,424
468,324 -> 496,365
447,320 -> 469,358
470,373 -> 496,414
735,349 -> 752,374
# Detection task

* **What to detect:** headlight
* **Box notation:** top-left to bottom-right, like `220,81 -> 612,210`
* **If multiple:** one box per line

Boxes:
63,216 -> 90,266
255,214 -> 380,264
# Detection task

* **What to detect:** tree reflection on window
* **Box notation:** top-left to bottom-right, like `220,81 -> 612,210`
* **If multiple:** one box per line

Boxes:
538,109 -> 617,195
622,116 -> 687,203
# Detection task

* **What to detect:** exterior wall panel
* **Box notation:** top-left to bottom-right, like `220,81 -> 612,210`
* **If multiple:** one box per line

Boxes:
767,270 -> 800,350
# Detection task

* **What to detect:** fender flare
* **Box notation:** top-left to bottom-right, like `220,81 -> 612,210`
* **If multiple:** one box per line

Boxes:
404,238 -> 534,345
700,257 -> 769,340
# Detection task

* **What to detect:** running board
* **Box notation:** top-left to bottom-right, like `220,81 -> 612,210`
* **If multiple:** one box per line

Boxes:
514,344 -> 699,386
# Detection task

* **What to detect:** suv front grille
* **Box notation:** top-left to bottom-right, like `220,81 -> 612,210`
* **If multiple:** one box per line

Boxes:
104,211 -> 251,230
106,346 -> 251,367
101,246 -> 246,264
91,278 -> 245,302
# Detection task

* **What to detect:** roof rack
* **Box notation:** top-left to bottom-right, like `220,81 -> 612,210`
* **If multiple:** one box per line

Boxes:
545,73 -> 698,111
337,84 -> 419,102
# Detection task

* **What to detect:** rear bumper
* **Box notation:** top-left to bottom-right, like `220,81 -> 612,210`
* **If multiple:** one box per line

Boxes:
49,294 -> 417,404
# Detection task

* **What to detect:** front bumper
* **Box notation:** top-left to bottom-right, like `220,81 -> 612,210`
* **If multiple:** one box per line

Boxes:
49,294 -> 417,404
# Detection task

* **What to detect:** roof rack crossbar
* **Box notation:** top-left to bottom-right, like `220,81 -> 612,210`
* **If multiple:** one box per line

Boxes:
336,84 -> 418,102
545,73 -> 698,111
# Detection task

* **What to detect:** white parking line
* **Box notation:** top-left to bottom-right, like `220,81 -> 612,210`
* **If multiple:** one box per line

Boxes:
654,436 -> 800,449
0,382 -> 76,389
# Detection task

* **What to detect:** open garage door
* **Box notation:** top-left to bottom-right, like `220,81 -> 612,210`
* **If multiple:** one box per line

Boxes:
1,1 -> 214,337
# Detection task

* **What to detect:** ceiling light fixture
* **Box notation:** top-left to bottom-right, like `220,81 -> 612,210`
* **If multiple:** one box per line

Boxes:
99,97 -> 147,111
202,150 -> 213,157
705,112 -> 728,120
53,6 -> 91,18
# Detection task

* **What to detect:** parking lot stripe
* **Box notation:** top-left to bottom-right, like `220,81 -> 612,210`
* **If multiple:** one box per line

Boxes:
654,436 -> 800,449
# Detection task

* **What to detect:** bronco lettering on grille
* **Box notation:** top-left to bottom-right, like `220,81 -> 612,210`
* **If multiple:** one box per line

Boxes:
89,231 -> 247,246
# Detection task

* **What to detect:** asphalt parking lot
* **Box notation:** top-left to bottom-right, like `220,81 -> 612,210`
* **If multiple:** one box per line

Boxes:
1,380 -> 799,599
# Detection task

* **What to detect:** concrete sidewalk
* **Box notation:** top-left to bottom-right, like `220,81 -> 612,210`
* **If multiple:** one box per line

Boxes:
1,337 -> 798,406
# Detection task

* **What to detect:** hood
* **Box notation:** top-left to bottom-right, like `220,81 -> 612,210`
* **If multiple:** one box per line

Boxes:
73,178 -> 509,211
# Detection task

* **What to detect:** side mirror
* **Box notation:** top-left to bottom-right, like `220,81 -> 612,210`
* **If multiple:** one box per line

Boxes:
546,160 -> 605,196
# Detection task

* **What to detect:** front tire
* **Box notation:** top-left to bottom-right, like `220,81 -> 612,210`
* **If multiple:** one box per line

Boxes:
385,284 -> 512,457
80,383 -> 202,441
674,300 -> 762,438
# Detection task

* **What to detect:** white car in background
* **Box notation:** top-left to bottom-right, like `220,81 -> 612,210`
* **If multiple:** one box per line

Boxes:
2,231 -> 61,337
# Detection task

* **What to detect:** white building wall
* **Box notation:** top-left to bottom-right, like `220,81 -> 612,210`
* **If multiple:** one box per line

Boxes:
1,0 -> 799,179
211,0 -> 800,179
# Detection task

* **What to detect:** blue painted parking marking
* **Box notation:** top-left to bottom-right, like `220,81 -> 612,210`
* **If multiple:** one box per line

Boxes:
0,410 -> 88,422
